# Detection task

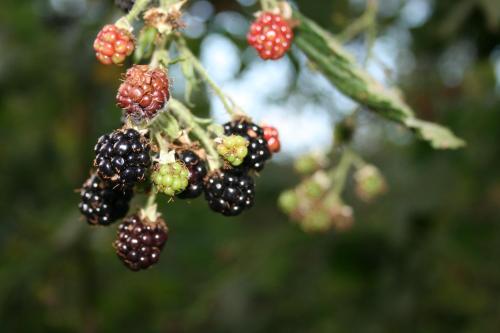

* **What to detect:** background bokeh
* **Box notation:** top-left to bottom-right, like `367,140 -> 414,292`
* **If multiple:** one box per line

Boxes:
1,0 -> 500,332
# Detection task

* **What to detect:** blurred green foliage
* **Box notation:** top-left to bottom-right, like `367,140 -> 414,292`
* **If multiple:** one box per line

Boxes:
0,0 -> 499,332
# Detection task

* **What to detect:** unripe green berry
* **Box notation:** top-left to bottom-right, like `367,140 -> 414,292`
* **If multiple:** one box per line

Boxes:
216,135 -> 249,167
354,165 -> 386,202
152,161 -> 190,196
278,190 -> 299,214
303,209 -> 331,233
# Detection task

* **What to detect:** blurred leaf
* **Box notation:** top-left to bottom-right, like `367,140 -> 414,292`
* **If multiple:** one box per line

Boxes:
294,10 -> 466,149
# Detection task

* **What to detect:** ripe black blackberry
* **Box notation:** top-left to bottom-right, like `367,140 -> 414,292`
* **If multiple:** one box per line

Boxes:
223,120 -> 271,172
176,150 -> 207,199
115,0 -> 135,13
204,170 -> 255,216
94,128 -> 151,189
79,174 -> 132,225
114,214 -> 168,271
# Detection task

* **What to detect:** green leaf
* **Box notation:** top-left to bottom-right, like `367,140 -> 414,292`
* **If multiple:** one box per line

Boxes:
294,11 -> 465,149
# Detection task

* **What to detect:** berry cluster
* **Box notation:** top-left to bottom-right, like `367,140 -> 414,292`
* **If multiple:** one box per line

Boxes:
94,128 -> 151,189
93,24 -> 134,65
247,12 -> 294,60
114,214 -> 168,271
79,3 -> 290,271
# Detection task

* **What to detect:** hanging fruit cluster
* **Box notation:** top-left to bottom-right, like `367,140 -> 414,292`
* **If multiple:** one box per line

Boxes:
278,122 -> 387,233
78,0 -> 290,271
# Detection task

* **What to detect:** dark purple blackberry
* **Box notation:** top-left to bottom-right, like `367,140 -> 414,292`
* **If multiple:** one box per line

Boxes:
94,128 -> 151,189
115,0 -> 135,13
78,174 -> 132,225
114,214 -> 168,271
223,120 -> 271,172
204,170 -> 255,216
175,150 -> 207,199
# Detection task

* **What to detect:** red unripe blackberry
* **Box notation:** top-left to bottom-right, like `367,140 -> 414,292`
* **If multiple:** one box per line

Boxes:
79,174 -> 132,225
247,12 -> 293,60
176,150 -> 207,199
94,128 -> 151,189
204,170 -> 255,216
262,125 -> 281,153
114,214 -> 168,271
93,24 -> 134,65
115,0 -> 135,13
223,120 -> 271,172
116,65 -> 170,121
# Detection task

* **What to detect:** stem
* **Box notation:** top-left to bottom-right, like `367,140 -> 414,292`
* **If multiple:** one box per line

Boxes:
260,0 -> 278,11
169,98 -> 221,170
150,34 -> 169,68
260,0 -> 270,11
177,39 -> 238,117
146,191 -> 157,209
363,0 -> 378,67
330,149 -> 353,196
141,191 -> 160,222
126,0 -> 151,23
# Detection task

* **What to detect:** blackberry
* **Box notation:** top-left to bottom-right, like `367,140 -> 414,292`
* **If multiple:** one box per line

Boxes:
94,128 -> 151,189
176,150 -> 207,199
115,0 -> 135,13
223,120 -> 271,172
114,214 -> 168,271
78,174 -> 132,225
204,170 -> 255,216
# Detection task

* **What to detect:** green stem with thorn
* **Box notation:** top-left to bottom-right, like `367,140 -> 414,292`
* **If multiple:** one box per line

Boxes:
176,38 -> 238,117
126,0 -> 151,23
169,98 -> 222,170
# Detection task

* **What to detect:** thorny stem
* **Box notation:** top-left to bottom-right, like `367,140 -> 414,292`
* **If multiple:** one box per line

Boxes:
126,0 -> 152,23
169,98 -> 221,170
177,38 -> 238,117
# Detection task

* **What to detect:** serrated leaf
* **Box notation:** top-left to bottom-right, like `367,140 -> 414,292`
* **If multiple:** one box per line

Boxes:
405,118 -> 466,149
294,10 -> 465,150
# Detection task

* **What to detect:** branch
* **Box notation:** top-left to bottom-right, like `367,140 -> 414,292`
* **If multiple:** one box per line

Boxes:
293,10 -> 465,149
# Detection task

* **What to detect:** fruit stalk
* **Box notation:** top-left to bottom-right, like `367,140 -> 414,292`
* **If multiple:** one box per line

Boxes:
176,38 -> 238,117
329,149 -> 353,196
126,0 -> 152,22
169,98 -> 221,170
